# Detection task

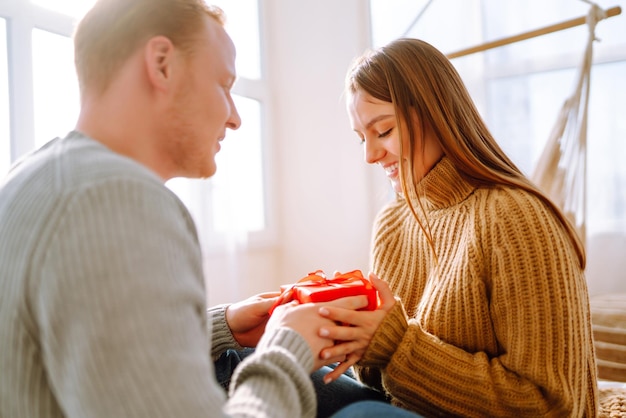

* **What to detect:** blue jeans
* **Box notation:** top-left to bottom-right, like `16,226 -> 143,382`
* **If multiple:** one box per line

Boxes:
330,401 -> 424,418
214,348 -> 389,418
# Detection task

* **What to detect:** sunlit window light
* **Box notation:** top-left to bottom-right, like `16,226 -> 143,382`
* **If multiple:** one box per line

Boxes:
213,0 -> 261,80
32,29 -> 79,148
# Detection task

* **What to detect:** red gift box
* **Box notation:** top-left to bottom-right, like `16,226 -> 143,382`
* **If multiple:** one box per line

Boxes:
269,270 -> 378,314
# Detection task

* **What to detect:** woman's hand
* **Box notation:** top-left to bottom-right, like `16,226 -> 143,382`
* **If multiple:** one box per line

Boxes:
225,291 -> 281,348
317,272 -> 396,383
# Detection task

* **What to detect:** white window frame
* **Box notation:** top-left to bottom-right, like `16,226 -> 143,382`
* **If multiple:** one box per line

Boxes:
2,1 -> 75,160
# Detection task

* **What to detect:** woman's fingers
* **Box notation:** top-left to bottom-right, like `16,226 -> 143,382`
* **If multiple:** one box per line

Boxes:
319,320 -> 367,342
322,353 -> 362,383
312,273 -> 396,377
269,301 -> 354,371
320,339 -> 366,359
319,305 -> 384,329
322,353 -> 348,365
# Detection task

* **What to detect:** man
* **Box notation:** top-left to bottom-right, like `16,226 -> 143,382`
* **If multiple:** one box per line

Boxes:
0,1 -> 368,416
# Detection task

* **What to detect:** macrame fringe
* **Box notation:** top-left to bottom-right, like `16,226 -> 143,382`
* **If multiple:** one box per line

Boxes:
530,3 -> 608,244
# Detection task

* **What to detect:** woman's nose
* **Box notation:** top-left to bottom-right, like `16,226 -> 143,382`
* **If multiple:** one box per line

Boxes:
364,137 -> 384,164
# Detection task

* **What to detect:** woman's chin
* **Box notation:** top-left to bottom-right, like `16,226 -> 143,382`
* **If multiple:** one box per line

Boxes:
390,179 -> 403,194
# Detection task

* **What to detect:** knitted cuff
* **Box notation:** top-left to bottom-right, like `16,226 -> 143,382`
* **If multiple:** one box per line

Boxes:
360,299 -> 408,367
207,304 -> 243,359
256,327 -> 314,373
229,327 -> 316,418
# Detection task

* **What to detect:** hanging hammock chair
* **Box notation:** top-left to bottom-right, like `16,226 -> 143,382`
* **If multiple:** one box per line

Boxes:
530,2 -> 608,245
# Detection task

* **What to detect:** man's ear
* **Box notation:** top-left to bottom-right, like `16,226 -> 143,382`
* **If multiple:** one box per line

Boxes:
144,36 -> 176,92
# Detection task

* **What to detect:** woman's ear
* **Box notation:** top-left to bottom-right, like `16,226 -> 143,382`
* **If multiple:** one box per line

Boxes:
144,35 -> 176,92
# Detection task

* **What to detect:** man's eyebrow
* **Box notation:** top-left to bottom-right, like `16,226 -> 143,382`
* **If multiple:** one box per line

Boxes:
365,114 -> 394,130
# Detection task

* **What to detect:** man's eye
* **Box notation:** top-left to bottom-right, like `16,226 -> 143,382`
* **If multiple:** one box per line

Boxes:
378,128 -> 392,138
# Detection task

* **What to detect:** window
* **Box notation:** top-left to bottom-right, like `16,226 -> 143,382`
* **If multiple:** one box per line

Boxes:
212,95 -> 265,233
1,0 -> 79,164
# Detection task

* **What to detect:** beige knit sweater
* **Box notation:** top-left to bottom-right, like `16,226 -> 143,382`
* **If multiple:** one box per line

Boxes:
354,157 -> 598,417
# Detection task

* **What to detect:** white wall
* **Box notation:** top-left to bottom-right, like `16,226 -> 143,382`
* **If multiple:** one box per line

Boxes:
586,233 -> 626,296
265,0 -> 389,282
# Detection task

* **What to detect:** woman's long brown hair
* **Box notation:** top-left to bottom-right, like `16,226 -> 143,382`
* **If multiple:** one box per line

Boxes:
345,38 -> 585,268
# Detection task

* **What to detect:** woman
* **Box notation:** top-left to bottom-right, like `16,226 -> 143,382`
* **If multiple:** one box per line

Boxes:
318,38 -> 598,417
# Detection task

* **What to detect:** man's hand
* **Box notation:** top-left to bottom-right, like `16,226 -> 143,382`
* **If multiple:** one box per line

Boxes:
225,291 -> 280,347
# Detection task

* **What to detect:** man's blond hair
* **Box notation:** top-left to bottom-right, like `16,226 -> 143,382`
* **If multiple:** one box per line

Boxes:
74,0 -> 225,97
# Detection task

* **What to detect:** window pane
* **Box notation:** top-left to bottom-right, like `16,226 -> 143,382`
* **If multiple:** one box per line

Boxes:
30,0 -> 96,19
32,29 -> 80,149
0,18 -> 9,176
214,0 -> 261,79
212,95 -> 265,232
486,69 -> 577,175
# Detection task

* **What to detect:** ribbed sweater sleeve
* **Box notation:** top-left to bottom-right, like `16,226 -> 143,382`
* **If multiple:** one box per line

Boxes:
354,158 -> 598,417
208,304 -> 244,359
0,133 -> 316,418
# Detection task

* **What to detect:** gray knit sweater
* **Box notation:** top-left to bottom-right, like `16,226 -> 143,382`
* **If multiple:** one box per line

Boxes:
0,131 -> 315,418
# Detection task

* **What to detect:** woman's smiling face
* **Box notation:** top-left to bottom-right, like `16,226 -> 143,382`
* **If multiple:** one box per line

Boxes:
347,89 -> 443,194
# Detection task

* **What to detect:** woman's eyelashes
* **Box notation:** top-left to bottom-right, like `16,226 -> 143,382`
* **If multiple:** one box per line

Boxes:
356,127 -> 393,144
378,128 -> 393,138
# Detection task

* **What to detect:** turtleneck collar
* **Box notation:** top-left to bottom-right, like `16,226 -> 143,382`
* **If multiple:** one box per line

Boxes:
406,156 -> 477,211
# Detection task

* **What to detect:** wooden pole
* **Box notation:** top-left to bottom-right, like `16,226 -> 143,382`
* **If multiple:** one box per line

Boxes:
446,6 -> 622,59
